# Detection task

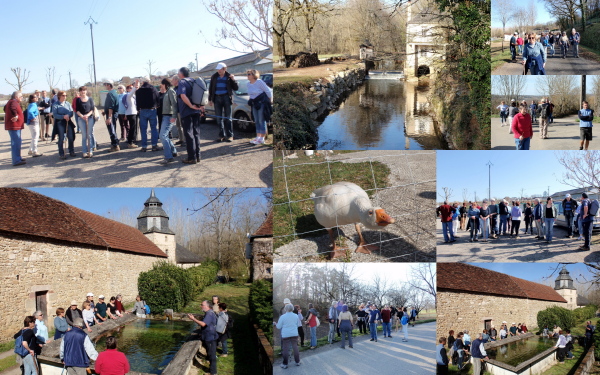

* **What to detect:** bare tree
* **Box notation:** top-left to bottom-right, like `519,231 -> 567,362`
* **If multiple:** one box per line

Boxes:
5,67 -> 32,92
387,285 -> 410,308
45,67 -> 61,91
369,274 -> 389,307
462,188 -> 469,202
274,0 -> 299,65
539,76 -> 579,117
556,151 -> 600,191
493,0 -> 514,51
493,75 -> 525,104
408,263 -> 436,303
525,0 -> 537,30
167,69 -> 178,76
187,62 -> 196,72
511,9 -> 528,35
145,59 -> 157,77
545,0 -> 578,28
439,187 -> 453,202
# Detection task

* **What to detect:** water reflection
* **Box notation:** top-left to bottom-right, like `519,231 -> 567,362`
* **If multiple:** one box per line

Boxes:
316,79 -> 446,150
487,336 -> 556,367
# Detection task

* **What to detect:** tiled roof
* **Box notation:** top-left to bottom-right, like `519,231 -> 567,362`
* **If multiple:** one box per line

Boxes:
438,263 -> 567,303
0,188 -> 167,258
175,243 -> 203,264
252,210 -> 273,237
198,49 -> 271,74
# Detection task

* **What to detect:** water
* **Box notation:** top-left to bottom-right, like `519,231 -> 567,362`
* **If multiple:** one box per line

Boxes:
94,319 -> 195,374
316,79 -> 447,150
486,337 -> 556,367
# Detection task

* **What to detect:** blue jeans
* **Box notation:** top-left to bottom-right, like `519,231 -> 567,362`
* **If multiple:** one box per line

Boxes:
23,354 -> 36,375
77,116 -> 95,154
252,104 -> 266,134
573,42 -> 579,57
549,44 -> 555,55
382,322 -> 391,337
565,213 -> 574,236
518,45 -> 523,54
219,334 -> 228,354
500,214 -> 509,234
310,325 -> 317,347
106,112 -> 119,146
340,326 -> 353,348
8,130 -> 23,165
583,218 -> 593,247
442,221 -> 454,242
369,322 -> 377,340
160,115 -> 177,159
139,109 -> 158,148
214,94 -> 233,138
56,120 -> 75,156
479,218 -> 489,239
545,218 -> 555,241
510,45 -> 516,60
515,137 -> 530,150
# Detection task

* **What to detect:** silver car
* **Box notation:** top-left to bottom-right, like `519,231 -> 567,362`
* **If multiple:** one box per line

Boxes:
201,77 -> 255,133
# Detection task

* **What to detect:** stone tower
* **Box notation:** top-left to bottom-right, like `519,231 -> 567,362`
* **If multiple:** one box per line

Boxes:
138,189 -> 176,264
554,266 -> 578,310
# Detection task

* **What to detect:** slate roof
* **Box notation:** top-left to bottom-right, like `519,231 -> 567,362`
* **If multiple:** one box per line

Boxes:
175,243 -> 203,264
578,295 -> 591,306
438,263 -> 567,303
252,210 -> 273,237
198,49 -> 272,74
0,188 -> 167,258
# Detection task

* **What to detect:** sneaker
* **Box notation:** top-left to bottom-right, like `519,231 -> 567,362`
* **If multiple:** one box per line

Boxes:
69,153 -> 76,157
215,137 -> 225,142
28,150 -> 33,155
388,335 -> 392,338
128,143 -> 139,149
250,139 -> 259,144
296,362 -> 301,366
83,153 -> 90,159
370,338 -> 374,341
182,159 -> 197,164
115,145 -> 120,151
172,152 -> 178,157
225,137 -> 233,142
32,152 -> 43,157
160,158 -> 174,165
280,364 -> 288,369
578,236 -> 583,240
59,155 -> 66,160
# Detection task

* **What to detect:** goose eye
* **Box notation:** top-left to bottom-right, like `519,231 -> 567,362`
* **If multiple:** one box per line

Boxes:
368,210 -> 373,215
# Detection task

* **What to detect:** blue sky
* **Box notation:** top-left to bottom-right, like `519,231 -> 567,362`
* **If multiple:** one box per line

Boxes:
437,151 -> 578,201
0,0 -> 268,95
491,0 -> 553,29
492,76 -> 592,97
469,263 -> 595,288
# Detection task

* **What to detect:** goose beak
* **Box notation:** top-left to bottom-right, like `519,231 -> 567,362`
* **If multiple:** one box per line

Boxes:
375,209 -> 395,226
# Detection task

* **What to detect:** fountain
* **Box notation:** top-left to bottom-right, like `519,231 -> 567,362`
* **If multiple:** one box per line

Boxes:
483,333 -> 559,375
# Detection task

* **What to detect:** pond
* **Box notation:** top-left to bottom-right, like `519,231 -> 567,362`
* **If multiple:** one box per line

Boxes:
94,319 -> 196,374
486,336 -> 556,367
315,79 -> 447,150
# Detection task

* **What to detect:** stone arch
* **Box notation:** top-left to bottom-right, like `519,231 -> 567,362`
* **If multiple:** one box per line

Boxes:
417,65 -> 430,77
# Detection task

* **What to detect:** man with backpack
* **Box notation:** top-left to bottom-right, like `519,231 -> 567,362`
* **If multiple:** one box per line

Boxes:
562,194 -> 578,238
538,98 -> 550,139
209,63 -> 239,143
14,316 -> 37,375
176,67 -> 205,164
188,301 -> 218,375
580,193 -> 597,251
102,80 -> 122,152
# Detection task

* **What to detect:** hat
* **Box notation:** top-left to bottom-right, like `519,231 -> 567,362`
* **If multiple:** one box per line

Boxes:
511,99 -> 515,102
216,62 -> 227,70
512,322 -> 516,325
502,321 -> 507,323
514,32 -> 518,35
283,298 -> 291,304
102,79 -> 114,85
71,300 -> 78,306
99,295 -> 105,300
87,292 -> 94,297
566,194 -> 571,198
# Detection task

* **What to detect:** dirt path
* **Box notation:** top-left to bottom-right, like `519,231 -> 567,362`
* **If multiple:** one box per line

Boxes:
274,59 -> 363,80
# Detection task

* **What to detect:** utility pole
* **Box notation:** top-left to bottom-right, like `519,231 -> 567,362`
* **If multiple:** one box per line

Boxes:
581,75 -> 587,104
68,71 -> 72,89
84,17 -> 98,92
195,53 -> 199,73
486,161 -> 493,201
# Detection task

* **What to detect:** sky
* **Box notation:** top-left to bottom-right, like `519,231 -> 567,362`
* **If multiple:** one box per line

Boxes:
492,76 -> 594,97
0,0 -> 268,95
491,0 -> 553,29
437,151 -> 580,201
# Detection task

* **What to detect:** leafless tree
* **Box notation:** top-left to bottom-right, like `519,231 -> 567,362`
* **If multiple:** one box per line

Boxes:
539,76 -> 579,116
369,274 -> 389,307
408,263 -> 436,303
493,0 -> 514,51
493,75 -> 526,104
274,0 -> 299,65
439,187 -> 453,202
556,151 -> 600,191
545,0 -> 578,27
145,60 -> 157,78
462,188 -> 469,202
187,62 -> 196,72
45,67 -> 60,91
5,67 -> 32,92
525,0 -> 537,30
408,288 -> 432,315
511,9 -> 528,35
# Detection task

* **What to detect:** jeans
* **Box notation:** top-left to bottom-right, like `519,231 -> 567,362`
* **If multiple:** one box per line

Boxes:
565,212 -> 574,236
214,94 -> 233,138
402,323 -> 408,340
182,113 -> 201,161
491,215 -> 498,234
22,354 -> 36,375
442,221 -> 454,242
479,218 -> 489,239
382,322 -> 391,336
515,137 -> 530,150
203,339 -> 217,375
340,326 -> 353,348
282,336 -> 300,365
573,42 -> 579,57
369,322 -> 377,340
8,130 -> 23,165
160,115 -> 177,159
583,218 -> 593,247
518,45 -> 523,54
545,218 -> 555,241
578,215 -> 583,236
550,44 -> 555,55
500,214 -> 509,234
510,45 -> 516,60
298,326 -> 304,346
310,325 -> 317,347
56,120 -> 75,156
457,350 -> 464,369
252,104 -> 267,134
139,108 -> 159,148
562,44 -> 568,58
126,114 -> 138,144
219,334 -> 228,354
77,116 -> 95,155
328,322 -> 336,343
106,113 -> 119,146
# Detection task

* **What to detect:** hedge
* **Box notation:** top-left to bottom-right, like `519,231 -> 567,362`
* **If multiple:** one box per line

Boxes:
187,260 -> 220,294
537,306 -> 576,331
249,279 -> 273,342
573,305 -> 598,323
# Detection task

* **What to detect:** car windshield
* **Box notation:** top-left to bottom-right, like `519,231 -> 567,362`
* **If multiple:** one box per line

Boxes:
234,79 -> 249,96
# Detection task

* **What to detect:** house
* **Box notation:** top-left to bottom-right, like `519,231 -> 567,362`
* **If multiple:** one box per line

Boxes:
246,210 -> 272,281
197,49 -> 273,77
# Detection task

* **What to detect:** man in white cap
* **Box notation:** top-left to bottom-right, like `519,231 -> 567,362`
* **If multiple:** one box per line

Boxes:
562,193 -> 578,238
209,62 -> 238,143
103,79 -> 121,152
83,293 -> 96,312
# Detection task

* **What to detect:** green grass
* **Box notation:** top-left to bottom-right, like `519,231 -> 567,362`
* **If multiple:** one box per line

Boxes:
0,355 -> 17,372
491,47 -> 513,71
0,341 -> 15,353
273,152 -> 391,251
181,284 -> 263,375
274,75 -> 317,87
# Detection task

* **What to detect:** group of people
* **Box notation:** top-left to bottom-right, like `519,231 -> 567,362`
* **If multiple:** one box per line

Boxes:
509,28 -> 581,74
497,99 -> 593,150
437,193 -> 596,250
274,298 -> 417,369
4,63 -> 273,166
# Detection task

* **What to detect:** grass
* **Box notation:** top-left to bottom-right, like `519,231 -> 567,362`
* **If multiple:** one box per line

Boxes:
274,75 -> 317,86
273,152 -> 391,250
0,341 -> 15,353
181,284 -> 263,375
491,46 -> 513,71
0,356 -> 17,373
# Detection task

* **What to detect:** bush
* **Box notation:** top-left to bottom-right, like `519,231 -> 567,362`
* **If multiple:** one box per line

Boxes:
537,306 -> 576,331
138,261 -> 192,312
249,280 -> 273,342
573,305 -> 598,322
187,260 -> 220,294
273,83 -> 318,150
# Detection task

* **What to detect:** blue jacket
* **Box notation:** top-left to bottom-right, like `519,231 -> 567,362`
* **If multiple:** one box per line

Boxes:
369,309 -> 381,323
534,203 -> 543,220
277,312 -> 301,339
62,328 -> 90,367
522,42 -> 547,63
52,101 -> 73,120
26,103 -> 39,124
437,344 -> 449,365
468,207 -> 480,218
201,310 -> 219,342
578,108 -> 594,128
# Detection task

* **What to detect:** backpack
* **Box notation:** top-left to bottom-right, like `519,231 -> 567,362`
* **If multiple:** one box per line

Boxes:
121,94 -> 129,109
226,314 -> 234,331
184,77 -> 208,106
144,303 -> 151,315
589,199 -> 600,216
14,329 -> 30,357
401,315 -> 408,325
540,104 -> 548,119
542,38 -> 549,46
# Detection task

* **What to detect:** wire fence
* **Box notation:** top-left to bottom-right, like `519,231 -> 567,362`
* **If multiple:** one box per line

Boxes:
273,150 -> 437,262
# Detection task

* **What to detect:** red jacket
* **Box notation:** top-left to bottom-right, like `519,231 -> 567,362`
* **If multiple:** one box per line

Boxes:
437,204 -> 455,222
381,309 -> 391,323
511,113 -> 533,139
94,349 -> 130,375
4,99 -> 24,130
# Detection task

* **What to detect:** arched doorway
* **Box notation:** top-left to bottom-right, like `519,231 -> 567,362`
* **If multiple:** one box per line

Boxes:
417,65 -> 430,77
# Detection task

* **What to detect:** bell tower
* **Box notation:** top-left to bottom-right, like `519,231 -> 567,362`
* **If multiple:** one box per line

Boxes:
554,266 -> 578,310
137,189 -> 176,264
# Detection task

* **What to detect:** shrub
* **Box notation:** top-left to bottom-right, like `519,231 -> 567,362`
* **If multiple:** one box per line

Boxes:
249,279 -> 273,342
187,260 -> 220,295
573,305 -> 598,322
138,261 -> 192,312
273,83 -> 318,150
537,306 -> 576,331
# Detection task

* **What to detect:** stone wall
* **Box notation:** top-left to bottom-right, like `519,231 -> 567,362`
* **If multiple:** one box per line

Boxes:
437,290 -> 568,339
252,238 -> 273,281
0,232 -> 164,342
306,67 -> 366,120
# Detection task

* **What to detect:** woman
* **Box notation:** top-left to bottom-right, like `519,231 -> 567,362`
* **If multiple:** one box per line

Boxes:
51,91 -> 76,159
468,202 -> 480,242
33,311 -> 51,354
305,303 -> 319,349
295,305 -> 305,347
555,330 -> 567,363
524,202 -> 534,235
95,336 -> 131,375
26,94 -> 43,157
454,332 -> 466,370
246,69 -> 272,145
132,295 -> 146,318
276,304 -> 301,368
327,301 -> 338,344
500,325 -> 507,339
356,303 -> 367,334
82,301 -> 100,332
543,197 -> 558,243
511,201 -> 523,237
479,200 -> 490,242
447,330 -> 456,363
14,316 -> 37,375
401,307 -> 409,342
216,303 -> 230,357
489,326 -> 497,341
482,329 -> 490,343
338,304 -> 354,349
117,85 -> 128,141
212,296 -> 220,314
517,34 -> 524,55
521,323 -> 528,333
497,101 -> 508,126
452,202 -> 460,237
159,78 -> 178,164
4,91 -> 26,166
76,86 -> 96,158
522,32 -> 547,75
507,101 -> 519,135
108,297 -> 122,318
54,308 -> 69,339
559,31 -> 569,59
512,104 -> 533,150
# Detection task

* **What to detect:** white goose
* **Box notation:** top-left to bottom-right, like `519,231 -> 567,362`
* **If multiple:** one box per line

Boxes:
311,181 -> 395,259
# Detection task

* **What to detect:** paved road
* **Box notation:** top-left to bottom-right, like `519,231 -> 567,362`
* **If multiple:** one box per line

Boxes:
436,221 -> 600,262
273,322 -> 436,374
0,117 -> 272,187
493,48 -> 600,75
491,115 -> 594,150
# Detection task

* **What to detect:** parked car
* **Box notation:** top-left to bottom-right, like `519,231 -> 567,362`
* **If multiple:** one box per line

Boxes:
261,73 -> 273,88
201,77 -> 255,132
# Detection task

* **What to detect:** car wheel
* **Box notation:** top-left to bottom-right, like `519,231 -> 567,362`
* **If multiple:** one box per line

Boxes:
234,111 -> 253,133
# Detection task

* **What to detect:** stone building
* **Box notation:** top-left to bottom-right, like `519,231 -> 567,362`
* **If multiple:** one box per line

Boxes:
246,211 -> 273,281
437,263 -> 568,339
554,265 -> 591,310
0,188 -> 168,342
137,189 -> 202,269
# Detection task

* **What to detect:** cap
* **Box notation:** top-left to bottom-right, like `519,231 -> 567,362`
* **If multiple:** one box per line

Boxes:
283,298 -> 291,304
514,32 -> 518,35
87,292 -> 94,297
216,62 -> 227,70
71,300 -> 78,306
566,194 -> 571,198
102,79 -> 114,85
99,295 -> 105,299
511,99 -> 515,102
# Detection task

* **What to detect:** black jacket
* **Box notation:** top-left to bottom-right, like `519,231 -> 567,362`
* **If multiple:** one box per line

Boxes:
562,198 -> 578,214
208,71 -> 239,102
136,82 -> 160,110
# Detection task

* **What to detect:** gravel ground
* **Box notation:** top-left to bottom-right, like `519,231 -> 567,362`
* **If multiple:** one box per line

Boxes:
274,150 -> 436,262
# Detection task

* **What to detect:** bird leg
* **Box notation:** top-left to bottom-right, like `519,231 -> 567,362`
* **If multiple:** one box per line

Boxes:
327,228 -> 347,260
355,223 -> 379,254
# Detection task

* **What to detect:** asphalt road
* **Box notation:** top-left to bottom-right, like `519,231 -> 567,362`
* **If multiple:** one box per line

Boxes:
273,322 -> 436,374
436,220 -> 600,262
0,116 -> 272,187
491,115 -> 595,150
493,48 -> 600,75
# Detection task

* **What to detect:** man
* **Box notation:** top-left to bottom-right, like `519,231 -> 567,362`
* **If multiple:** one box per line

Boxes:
60,318 -> 98,375
187,301 -> 218,375
436,337 -> 449,375
381,305 -> 392,338
409,306 -> 417,327
585,321 -> 594,348
327,301 -> 338,344
103,80 -> 121,152
509,323 -> 518,336
571,28 -> 581,57
171,75 -> 185,147
538,98 -> 549,139
65,301 -> 83,328
510,32 -> 518,61
488,199 -> 499,238
562,194 -> 578,238
470,333 -> 489,375
580,193 -> 594,251
368,304 -> 381,342
37,90 -> 52,140
578,100 -> 594,150
95,295 -> 112,322
209,62 -> 239,142
498,200 -> 510,235
134,78 -> 161,152
468,203 -> 480,242
533,198 -> 545,239
436,201 -> 456,243
4,91 -> 26,166
548,99 -> 555,124
177,67 -> 204,164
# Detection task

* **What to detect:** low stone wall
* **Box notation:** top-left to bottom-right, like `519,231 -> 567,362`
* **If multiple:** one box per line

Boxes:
574,346 -> 596,375
253,323 -> 273,374
306,66 -> 366,120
